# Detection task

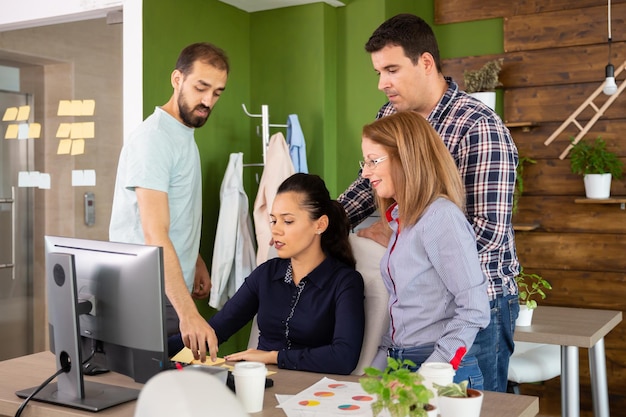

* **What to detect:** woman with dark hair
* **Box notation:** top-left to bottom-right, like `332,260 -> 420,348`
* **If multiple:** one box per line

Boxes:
170,173 -> 365,374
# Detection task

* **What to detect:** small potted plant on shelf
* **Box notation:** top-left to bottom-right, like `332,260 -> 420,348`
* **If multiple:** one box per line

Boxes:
513,155 -> 537,215
463,58 -> 504,110
433,380 -> 483,417
569,136 -> 623,199
359,357 -> 436,417
515,266 -> 552,326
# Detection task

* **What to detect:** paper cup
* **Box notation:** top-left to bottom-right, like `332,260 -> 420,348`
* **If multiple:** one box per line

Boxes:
418,362 -> 455,408
232,361 -> 267,413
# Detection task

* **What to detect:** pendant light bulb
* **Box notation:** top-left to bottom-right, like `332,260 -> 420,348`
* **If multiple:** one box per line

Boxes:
603,63 -> 618,95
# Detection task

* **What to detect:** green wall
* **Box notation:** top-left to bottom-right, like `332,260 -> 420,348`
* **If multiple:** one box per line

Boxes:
141,0 -> 504,354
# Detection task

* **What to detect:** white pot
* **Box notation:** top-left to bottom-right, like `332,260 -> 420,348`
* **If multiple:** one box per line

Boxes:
438,389 -> 483,417
516,304 -> 534,327
583,173 -> 612,199
469,91 -> 496,110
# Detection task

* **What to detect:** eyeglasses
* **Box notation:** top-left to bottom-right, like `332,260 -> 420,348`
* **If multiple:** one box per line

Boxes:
359,155 -> 388,170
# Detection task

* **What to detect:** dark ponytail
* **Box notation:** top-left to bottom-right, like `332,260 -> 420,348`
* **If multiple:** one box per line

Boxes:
277,174 -> 356,268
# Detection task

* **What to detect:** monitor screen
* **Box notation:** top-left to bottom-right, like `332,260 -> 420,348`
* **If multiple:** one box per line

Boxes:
16,236 -> 169,412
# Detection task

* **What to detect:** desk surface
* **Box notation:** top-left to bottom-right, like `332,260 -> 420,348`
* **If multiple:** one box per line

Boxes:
0,352 -> 539,417
513,306 -> 623,347
257,366 -> 538,417
0,352 -> 141,417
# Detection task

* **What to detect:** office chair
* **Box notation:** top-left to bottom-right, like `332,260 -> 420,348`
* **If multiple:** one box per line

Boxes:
348,233 -> 389,376
507,341 -> 561,394
247,233 -> 389,376
134,369 -> 250,417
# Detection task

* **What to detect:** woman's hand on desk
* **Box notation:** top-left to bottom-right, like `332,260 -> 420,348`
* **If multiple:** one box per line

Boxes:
225,349 -> 278,365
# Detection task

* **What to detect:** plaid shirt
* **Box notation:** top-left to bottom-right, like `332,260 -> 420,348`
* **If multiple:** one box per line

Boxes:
338,77 -> 519,300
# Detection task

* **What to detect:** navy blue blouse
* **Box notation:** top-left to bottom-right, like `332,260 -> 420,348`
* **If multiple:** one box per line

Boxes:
209,256 -> 365,375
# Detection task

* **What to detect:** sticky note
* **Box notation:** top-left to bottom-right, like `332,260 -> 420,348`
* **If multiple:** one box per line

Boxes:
18,124 -> 29,139
171,347 -> 226,366
57,139 -> 72,154
82,100 -> 96,116
16,106 -> 30,121
2,107 -> 18,121
18,172 -> 30,187
18,171 -> 40,187
28,123 -> 41,139
5,124 -> 19,139
72,170 -> 84,186
58,100 -> 72,116
70,100 -> 82,116
56,123 -> 72,138
83,170 -> 96,186
71,139 -> 85,155
38,173 -> 51,189
70,123 -> 83,139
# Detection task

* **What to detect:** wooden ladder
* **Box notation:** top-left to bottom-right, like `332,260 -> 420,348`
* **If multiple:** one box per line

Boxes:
544,59 -> 626,160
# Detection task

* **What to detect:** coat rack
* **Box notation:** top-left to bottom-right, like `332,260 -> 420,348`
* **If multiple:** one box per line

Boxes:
241,103 -> 288,166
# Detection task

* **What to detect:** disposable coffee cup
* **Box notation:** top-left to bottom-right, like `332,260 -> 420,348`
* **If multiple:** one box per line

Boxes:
418,362 -> 455,408
232,361 -> 267,413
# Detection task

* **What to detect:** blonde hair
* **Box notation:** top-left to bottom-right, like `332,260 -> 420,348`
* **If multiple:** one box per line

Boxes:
362,111 -> 465,227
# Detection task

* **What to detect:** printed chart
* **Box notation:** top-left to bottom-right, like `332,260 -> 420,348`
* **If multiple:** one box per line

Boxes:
277,377 -> 376,416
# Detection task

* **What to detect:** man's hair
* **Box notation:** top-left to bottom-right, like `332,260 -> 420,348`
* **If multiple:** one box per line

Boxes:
365,14 -> 442,73
176,42 -> 230,75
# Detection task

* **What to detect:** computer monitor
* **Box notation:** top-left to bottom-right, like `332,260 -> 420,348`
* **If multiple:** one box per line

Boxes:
16,236 -> 169,412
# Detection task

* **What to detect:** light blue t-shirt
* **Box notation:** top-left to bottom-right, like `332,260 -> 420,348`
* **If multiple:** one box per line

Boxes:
109,107 -> 202,291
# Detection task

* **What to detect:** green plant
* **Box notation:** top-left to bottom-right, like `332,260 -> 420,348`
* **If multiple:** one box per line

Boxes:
569,137 -> 623,179
359,357 -> 433,417
433,380 -> 469,398
463,58 -> 504,93
515,266 -> 552,310
513,156 -> 537,215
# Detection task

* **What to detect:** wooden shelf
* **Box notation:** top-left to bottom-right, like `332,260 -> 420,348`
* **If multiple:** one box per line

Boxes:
505,121 -> 537,132
513,223 -> 540,231
574,197 -> 626,210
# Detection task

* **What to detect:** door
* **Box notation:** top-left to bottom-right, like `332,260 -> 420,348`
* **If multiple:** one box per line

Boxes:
0,90 -> 34,360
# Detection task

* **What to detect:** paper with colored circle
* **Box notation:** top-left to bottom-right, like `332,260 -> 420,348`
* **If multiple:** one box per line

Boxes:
277,376 -> 376,416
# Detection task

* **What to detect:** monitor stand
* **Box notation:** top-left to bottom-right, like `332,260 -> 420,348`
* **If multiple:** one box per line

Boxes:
15,252 -> 139,412
16,381 -> 139,412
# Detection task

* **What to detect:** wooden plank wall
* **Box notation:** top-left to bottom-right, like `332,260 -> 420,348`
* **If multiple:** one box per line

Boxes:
437,1 -> 626,416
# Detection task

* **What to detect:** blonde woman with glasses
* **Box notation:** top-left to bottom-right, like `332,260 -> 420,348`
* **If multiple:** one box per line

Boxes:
362,111 -> 490,389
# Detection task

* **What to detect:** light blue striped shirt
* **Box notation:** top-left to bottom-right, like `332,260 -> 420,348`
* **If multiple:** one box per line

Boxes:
380,198 -> 490,364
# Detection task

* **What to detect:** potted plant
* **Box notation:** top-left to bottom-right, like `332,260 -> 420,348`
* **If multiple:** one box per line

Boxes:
463,58 -> 504,110
515,266 -> 552,326
513,156 -> 537,215
433,380 -> 483,417
569,136 -> 623,199
359,357 -> 436,417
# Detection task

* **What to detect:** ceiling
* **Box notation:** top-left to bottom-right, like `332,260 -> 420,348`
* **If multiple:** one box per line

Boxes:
218,0 -> 346,12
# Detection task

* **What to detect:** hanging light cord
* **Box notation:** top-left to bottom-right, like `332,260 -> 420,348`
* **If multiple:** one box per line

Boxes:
607,0 -> 612,64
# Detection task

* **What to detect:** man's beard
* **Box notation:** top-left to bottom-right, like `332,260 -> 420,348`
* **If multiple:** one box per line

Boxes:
178,94 -> 211,128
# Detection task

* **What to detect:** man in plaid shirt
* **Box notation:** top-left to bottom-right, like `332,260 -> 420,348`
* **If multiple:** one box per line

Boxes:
338,13 -> 519,393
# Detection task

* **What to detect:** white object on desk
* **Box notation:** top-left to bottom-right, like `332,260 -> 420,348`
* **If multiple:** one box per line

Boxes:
134,369 -> 249,417
233,362 -> 267,413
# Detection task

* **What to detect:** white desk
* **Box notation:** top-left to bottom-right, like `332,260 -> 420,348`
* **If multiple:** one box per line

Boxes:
514,306 -> 622,417
0,352 -> 538,417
